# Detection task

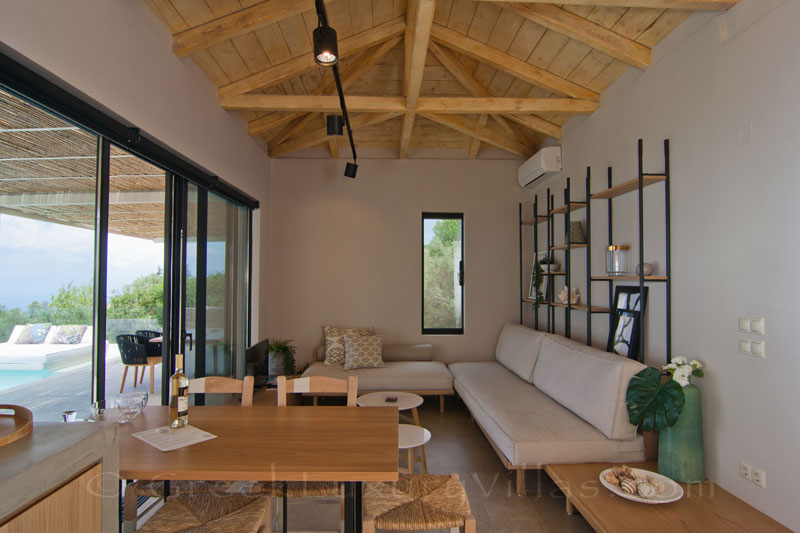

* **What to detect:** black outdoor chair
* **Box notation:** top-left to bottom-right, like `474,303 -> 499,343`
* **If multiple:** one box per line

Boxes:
117,334 -> 161,393
135,329 -> 163,359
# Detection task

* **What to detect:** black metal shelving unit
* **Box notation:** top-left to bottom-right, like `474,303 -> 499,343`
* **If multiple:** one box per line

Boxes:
518,139 -> 672,363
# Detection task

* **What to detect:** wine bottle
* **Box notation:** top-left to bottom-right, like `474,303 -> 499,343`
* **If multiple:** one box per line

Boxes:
169,353 -> 188,428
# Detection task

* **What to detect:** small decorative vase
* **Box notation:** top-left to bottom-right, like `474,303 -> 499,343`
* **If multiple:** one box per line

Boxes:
658,384 -> 705,483
567,221 -> 586,244
268,352 -> 287,376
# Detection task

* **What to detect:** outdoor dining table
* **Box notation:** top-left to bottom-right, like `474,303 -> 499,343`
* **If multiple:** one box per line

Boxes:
119,405 -> 399,533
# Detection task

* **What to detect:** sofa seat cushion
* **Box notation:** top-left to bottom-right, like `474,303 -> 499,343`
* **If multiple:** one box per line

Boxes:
533,335 -> 645,440
449,362 -> 644,466
302,361 -> 453,391
494,322 -> 544,383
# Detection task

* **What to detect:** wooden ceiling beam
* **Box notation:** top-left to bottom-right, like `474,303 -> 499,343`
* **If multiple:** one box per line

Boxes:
271,113 -> 400,157
400,0 -> 435,158
429,41 -> 543,150
172,0 -> 314,58
224,94 -> 598,113
476,0 -> 737,9
505,114 -> 562,139
430,24 -> 599,100
421,113 -> 531,157
218,17 -> 405,98
468,115 -> 490,158
504,3 -> 651,69
268,113 -> 319,153
249,37 -> 401,137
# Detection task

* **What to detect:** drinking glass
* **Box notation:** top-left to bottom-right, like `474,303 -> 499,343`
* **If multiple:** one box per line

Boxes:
116,393 -> 144,423
89,400 -> 112,422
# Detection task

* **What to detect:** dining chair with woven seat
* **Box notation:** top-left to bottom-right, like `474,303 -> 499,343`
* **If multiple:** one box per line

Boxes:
125,375 -> 264,532
117,334 -> 161,394
275,375 -> 358,533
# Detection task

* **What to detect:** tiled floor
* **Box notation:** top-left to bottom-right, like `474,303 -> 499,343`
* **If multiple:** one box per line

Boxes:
283,396 -> 592,533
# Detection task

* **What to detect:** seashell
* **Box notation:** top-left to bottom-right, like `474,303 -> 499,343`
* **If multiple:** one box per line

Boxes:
620,478 -> 637,495
634,476 -> 648,486
649,478 -> 665,494
604,472 -> 619,486
637,482 -> 656,499
636,263 -> 654,276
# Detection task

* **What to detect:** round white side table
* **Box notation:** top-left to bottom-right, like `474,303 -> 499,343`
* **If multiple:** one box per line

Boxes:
397,424 -> 431,474
357,391 -> 424,425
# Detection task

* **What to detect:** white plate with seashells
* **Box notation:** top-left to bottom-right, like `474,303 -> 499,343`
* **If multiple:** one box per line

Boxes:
599,465 -> 683,504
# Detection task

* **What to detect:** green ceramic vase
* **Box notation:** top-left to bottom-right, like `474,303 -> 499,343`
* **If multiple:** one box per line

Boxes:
658,384 -> 705,483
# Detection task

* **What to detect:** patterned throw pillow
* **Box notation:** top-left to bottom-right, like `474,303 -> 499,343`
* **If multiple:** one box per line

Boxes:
16,323 -> 51,344
343,334 -> 384,371
323,326 -> 372,365
51,325 -> 88,345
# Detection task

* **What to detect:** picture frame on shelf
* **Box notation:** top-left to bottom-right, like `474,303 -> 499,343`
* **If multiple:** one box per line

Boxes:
606,286 -> 649,360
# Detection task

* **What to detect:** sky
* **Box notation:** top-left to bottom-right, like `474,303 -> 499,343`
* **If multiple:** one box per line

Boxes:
0,213 -> 225,309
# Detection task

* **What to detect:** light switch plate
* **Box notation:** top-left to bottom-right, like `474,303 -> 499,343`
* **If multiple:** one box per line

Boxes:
739,340 -> 752,355
750,318 -> 765,335
739,317 -> 751,332
751,341 -> 765,358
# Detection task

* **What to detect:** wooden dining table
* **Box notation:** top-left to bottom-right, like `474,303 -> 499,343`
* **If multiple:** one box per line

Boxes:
119,405 -> 399,533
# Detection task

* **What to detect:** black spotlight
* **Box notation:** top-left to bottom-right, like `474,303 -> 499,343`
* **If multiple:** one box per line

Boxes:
344,162 -> 358,179
326,115 -> 343,136
313,26 -> 338,66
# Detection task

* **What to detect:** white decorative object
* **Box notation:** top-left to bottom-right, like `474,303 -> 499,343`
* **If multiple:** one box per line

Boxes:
662,357 -> 704,388
636,263 -> 655,276
558,286 -> 580,305
599,467 -> 684,504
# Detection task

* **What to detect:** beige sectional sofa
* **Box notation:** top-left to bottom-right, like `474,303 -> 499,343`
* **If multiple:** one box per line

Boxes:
449,322 -> 646,495
301,343 -> 455,411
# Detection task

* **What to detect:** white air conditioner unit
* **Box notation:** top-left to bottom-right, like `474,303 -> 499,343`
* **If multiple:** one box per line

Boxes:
518,146 -> 562,187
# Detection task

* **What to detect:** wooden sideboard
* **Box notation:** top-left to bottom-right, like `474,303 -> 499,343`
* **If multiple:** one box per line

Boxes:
0,421 -> 118,532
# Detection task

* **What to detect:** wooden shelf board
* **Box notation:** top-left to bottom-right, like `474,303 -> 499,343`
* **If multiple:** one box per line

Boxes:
591,175 -> 666,200
591,275 -> 668,282
550,202 -> 587,215
521,298 -> 538,304
542,271 -> 565,276
550,243 -> 587,251
550,302 -> 610,313
521,215 -> 550,226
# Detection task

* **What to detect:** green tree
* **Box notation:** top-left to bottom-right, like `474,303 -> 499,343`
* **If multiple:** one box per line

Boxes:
423,219 -> 461,328
107,272 -> 163,322
48,282 -> 93,325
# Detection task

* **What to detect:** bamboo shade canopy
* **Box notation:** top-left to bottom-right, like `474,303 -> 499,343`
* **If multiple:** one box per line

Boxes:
143,0 -> 736,159
0,89 -> 230,241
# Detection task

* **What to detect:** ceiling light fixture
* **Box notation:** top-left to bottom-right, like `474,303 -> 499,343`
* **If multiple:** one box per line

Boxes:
314,0 -> 357,179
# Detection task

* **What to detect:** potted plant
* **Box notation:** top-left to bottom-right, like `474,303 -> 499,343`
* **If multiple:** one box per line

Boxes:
626,358 -> 705,483
267,339 -> 297,377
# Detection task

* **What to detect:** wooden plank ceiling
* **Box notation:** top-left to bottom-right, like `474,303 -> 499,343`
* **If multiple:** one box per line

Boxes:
144,0 -> 737,159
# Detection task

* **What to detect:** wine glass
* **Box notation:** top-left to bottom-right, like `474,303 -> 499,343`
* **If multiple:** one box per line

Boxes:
89,399 -> 112,422
116,393 -> 144,423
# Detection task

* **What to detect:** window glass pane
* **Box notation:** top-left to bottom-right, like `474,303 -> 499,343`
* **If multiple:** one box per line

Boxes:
0,89 -> 97,420
423,215 -> 463,333
107,145 -> 166,403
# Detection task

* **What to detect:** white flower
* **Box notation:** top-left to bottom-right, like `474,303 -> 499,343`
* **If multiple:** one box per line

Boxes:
672,356 -> 688,365
674,373 -> 690,387
663,363 -> 677,372
690,359 -> 702,369
672,366 -> 692,387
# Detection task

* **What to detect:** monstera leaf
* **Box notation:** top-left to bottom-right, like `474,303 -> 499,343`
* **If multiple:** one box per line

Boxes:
626,367 -> 685,432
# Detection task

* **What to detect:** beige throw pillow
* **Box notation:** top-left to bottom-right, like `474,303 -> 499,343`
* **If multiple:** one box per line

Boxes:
343,334 -> 384,370
323,326 -> 372,365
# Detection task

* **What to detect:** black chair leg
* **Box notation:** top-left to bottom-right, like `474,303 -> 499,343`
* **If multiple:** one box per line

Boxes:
282,481 -> 288,533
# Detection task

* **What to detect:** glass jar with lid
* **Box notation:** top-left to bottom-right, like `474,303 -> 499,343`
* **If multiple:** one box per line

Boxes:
606,245 -> 630,275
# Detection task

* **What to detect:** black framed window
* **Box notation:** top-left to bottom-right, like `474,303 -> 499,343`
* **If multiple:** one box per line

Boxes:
422,212 -> 464,334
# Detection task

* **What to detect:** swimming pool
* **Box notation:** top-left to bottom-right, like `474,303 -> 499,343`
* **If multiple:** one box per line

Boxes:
0,369 -> 55,391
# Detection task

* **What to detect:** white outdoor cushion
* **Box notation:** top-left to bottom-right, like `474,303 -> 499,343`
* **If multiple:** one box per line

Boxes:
6,325 -> 25,344
494,322 -> 545,383
301,361 -> 453,391
450,361 -> 644,466
314,344 -> 434,362
533,335 -> 645,440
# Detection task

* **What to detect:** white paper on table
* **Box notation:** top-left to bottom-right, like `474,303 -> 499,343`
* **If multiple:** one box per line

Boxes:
132,425 -> 217,452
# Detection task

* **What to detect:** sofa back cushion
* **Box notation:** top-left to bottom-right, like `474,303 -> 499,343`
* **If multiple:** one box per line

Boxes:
533,335 -> 645,440
314,343 -> 434,363
494,322 -> 545,383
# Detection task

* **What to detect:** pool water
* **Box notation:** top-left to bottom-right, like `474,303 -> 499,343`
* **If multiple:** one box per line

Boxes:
0,369 -> 55,391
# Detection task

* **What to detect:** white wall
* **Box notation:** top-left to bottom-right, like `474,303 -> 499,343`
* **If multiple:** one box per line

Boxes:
268,158 -> 527,365
530,1 -> 798,528
0,0 -> 272,337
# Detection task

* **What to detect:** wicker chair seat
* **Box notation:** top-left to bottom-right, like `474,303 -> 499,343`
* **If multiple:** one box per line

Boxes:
365,474 -> 472,530
268,480 -> 341,497
138,493 -> 269,532
134,480 -> 271,498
